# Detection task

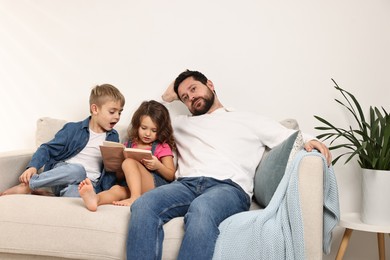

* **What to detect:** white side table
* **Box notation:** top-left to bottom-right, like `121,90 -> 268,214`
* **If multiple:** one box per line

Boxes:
336,212 -> 390,260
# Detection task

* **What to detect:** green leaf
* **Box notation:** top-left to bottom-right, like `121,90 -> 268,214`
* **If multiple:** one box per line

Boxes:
314,79 -> 390,170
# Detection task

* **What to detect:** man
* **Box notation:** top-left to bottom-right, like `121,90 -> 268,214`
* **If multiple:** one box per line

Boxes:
126,70 -> 331,260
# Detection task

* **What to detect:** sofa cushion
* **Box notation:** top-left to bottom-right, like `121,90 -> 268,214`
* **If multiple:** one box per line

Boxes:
36,117 -> 68,147
0,194 -> 184,259
279,118 -> 299,130
253,130 -> 304,208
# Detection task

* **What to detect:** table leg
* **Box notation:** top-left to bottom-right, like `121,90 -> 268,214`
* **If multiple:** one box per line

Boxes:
377,233 -> 385,260
336,228 -> 353,260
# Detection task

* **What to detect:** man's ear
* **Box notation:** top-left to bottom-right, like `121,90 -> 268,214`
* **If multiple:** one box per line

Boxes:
206,80 -> 215,91
162,81 -> 179,102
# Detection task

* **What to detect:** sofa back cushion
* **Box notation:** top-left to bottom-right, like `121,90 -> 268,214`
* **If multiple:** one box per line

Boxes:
253,119 -> 303,208
36,117 -> 68,147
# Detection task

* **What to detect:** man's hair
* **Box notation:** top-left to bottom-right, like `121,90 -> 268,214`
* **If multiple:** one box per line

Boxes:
89,84 -> 125,112
173,70 -> 208,99
128,100 -> 176,150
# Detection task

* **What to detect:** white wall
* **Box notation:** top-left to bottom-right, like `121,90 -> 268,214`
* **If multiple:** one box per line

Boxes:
0,1 -> 389,259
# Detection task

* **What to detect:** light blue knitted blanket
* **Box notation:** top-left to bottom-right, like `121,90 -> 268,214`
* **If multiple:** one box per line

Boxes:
213,150 -> 340,260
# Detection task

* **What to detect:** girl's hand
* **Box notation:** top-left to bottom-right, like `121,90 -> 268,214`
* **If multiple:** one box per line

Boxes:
142,156 -> 160,171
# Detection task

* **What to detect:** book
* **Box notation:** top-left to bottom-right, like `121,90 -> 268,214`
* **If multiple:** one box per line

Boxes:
99,141 -> 153,172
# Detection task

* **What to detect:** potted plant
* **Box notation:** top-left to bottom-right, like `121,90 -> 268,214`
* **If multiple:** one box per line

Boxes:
314,79 -> 390,225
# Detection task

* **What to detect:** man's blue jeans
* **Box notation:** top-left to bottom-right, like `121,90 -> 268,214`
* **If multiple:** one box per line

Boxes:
126,177 -> 251,260
29,162 -> 87,197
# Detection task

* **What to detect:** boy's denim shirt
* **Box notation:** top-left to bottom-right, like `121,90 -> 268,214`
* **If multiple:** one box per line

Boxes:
27,116 -> 119,172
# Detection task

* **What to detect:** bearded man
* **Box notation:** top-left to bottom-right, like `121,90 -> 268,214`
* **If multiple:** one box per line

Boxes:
126,70 -> 331,260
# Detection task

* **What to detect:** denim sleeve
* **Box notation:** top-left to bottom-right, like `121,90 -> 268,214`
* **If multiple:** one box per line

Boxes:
27,124 -> 73,170
106,129 -> 120,142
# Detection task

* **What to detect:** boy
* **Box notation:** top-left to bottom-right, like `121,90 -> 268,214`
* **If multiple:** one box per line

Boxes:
0,84 -> 125,197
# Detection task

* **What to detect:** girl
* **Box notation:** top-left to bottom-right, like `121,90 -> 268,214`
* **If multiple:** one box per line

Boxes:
79,100 -> 176,211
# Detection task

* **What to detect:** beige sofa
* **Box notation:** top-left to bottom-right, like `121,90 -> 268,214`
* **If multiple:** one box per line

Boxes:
0,117 -> 325,260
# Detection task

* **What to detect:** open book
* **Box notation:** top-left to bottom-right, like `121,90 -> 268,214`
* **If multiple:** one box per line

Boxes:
99,141 -> 153,172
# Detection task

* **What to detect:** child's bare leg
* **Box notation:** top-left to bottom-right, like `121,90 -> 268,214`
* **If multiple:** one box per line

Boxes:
114,159 -> 154,207
99,185 -> 129,205
0,183 -> 32,196
79,179 -> 128,211
113,197 -> 137,207
78,178 -> 99,211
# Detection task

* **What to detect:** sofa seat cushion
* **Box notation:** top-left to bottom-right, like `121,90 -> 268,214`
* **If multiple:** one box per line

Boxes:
0,195 -> 184,260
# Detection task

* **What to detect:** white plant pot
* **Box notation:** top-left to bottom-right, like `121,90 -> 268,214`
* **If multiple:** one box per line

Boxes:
361,168 -> 390,225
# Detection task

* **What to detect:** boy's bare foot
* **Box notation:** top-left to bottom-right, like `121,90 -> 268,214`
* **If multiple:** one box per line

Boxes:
113,196 -> 139,207
0,183 -> 32,196
78,178 -> 98,212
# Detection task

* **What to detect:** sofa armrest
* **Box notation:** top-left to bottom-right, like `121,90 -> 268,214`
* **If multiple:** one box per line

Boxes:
0,150 -> 33,192
298,155 -> 324,259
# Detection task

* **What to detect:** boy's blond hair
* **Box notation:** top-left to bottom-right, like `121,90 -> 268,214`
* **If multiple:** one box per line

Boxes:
89,84 -> 125,113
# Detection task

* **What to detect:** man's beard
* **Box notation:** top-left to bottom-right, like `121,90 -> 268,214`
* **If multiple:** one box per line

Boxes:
191,92 -> 215,116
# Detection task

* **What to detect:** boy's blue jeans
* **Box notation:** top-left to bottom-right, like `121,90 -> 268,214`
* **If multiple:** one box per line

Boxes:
29,162 -> 87,197
126,177 -> 251,260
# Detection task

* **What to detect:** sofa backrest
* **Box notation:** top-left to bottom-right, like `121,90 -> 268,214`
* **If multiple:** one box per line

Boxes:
35,117 -> 299,148
279,118 -> 299,131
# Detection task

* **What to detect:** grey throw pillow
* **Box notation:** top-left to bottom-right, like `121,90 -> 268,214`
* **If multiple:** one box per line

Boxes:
254,131 -> 304,208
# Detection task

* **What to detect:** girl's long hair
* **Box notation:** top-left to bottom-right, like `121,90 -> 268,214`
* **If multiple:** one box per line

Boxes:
127,100 -> 176,150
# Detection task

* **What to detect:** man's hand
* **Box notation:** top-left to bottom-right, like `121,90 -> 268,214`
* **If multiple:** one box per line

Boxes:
304,140 -> 332,166
19,167 -> 38,184
161,81 -> 179,102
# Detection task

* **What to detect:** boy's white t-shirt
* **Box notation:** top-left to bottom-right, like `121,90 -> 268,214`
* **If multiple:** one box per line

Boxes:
173,108 -> 313,198
65,129 -> 106,183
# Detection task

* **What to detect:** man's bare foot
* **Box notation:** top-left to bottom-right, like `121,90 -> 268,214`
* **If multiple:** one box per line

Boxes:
0,183 -> 32,196
78,178 -> 98,212
113,196 -> 139,207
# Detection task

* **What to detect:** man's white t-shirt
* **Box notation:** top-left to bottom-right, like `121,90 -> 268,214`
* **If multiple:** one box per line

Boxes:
173,108 -> 313,198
